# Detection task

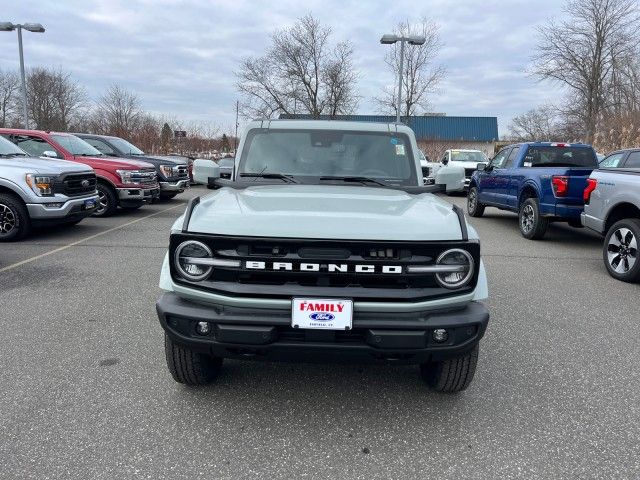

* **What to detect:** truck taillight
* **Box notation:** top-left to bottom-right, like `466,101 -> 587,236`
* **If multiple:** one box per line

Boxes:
551,175 -> 569,197
583,178 -> 597,203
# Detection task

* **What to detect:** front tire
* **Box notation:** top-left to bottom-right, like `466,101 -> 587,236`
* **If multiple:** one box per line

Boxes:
603,218 -> 640,283
164,334 -> 222,385
420,344 -> 479,393
467,186 -> 485,217
518,197 -> 548,240
93,183 -> 118,217
0,193 -> 31,242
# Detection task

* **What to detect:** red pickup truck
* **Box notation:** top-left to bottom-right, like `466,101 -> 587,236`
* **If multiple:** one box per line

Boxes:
0,129 -> 160,217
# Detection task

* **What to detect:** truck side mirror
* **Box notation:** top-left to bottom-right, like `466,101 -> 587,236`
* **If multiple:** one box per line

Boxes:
442,158 -> 449,165
42,150 -> 58,158
193,159 -> 220,187
477,163 -> 486,171
434,165 -> 465,193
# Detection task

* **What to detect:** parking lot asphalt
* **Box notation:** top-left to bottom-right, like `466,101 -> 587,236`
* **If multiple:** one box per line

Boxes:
1,186 -> 639,480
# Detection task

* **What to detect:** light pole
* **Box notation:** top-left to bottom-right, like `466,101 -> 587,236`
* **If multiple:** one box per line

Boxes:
380,34 -> 426,124
0,22 -> 46,129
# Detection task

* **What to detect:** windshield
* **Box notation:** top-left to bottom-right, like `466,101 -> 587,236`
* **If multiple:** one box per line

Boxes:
450,151 -> 487,162
0,136 -> 28,156
524,146 -> 597,168
52,135 -> 103,156
238,129 -> 417,185
109,137 -> 145,155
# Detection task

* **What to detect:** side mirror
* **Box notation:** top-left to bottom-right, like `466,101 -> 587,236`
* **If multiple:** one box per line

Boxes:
434,165 -> 465,193
193,159 -> 220,186
477,163 -> 486,171
442,158 -> 449,165
41,150 -> 58,158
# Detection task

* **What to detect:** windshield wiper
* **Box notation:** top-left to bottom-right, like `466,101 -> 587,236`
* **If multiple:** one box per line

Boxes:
77,153 -> 102,157
319,175 -> 387,187
0,153 -> 27,157
239,172 -> 298,183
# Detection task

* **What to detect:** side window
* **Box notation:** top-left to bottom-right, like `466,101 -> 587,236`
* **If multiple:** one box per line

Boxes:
491,148 -> 510,169
441,152 -> 448,163
623,151 -> 640,168
504,147 -> 520,168
600,152 -> 626,168
11,135 -> 60,158
84,138 -> 115,155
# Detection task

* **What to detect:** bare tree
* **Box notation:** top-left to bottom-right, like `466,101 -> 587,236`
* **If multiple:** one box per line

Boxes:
533,0 -> 639,142
236,14 -> 359,118
0,70 -> 20,127
26,67 -> 87,130
94,84 -> 141,137
508,105 -> 563,141
375,18 -> 445,118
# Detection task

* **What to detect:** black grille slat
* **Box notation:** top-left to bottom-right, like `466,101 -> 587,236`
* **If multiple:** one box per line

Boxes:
464,168 -> 476,177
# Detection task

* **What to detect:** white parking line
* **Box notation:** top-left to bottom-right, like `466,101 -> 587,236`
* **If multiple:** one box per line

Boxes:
0,204 -> 184,274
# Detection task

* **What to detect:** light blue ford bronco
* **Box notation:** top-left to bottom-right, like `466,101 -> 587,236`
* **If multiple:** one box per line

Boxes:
157,120 -> 489,392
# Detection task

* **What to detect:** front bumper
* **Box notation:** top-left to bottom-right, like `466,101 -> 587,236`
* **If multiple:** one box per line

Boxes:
27,194 -> 99,221
159,179 -> 190,193
117,186 -> 160,203
156,292 -> 490,364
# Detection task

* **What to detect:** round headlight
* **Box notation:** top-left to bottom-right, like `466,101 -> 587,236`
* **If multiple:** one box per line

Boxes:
435,249 -> 474,289
174,240 -> 213,281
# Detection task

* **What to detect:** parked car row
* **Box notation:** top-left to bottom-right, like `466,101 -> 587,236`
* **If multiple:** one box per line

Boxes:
0,128 -> 191,241
466,141 -> 640,282
422,149 -> 489,188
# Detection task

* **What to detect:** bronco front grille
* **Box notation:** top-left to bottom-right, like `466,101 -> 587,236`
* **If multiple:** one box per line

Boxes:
169,234 -> 480,303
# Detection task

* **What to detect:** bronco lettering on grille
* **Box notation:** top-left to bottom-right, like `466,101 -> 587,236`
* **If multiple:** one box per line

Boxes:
245,261 -> 402,274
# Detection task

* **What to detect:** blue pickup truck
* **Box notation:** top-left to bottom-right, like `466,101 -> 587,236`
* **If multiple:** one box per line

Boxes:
467,142 -> 599,239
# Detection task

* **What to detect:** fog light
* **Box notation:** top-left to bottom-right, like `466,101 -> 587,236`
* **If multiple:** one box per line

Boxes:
196,322 -> 211,335
432,329 -> 448,343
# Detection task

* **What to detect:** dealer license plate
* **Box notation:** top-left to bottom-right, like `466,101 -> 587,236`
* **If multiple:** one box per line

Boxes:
291,298 -> 353,330
84,199 -> 97,210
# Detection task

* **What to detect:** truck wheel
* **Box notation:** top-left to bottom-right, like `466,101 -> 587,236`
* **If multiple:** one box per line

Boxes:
467,187 -> 485,217
94,183 -> 117,217
519,198 -> 548,240
420,344 -> 479,393
603,218 -> 640,283
0,193 -> 31,242
164,333 -> 222,385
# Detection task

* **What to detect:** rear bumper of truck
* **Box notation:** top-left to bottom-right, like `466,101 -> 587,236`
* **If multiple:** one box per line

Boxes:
156,292 -> 490,364
580,212 -> 604,234
541,202 -> 584,220
27,194 -> 99,223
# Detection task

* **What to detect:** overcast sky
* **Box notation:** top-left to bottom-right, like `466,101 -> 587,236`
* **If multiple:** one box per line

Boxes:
1,0 -> 566,135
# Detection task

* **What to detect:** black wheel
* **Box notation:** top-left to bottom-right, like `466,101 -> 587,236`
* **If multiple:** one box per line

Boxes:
160,193 -> 178,200
518,197 -> 549,240
93,183 -> 118,217
603,218 -> 640,283
0,193 -> 31,242
420,344 -> 479,393
164,334 -> 222,385
467,186 -> 485,217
